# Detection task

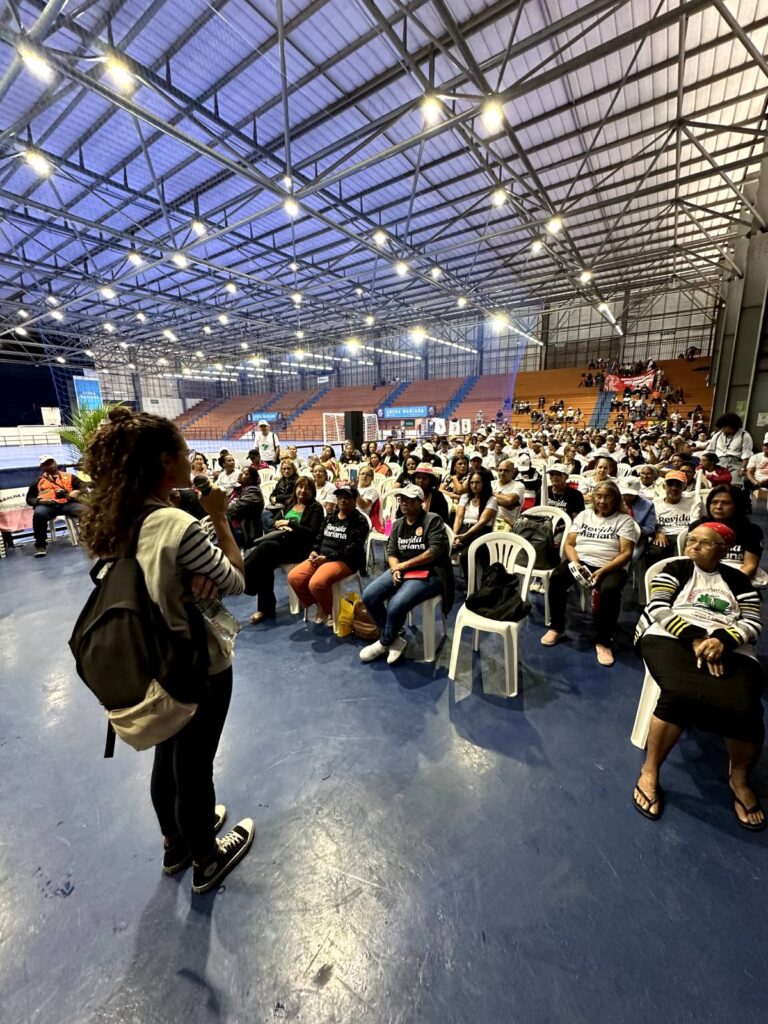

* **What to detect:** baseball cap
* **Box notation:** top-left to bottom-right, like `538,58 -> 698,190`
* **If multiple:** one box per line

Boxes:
413,462 -> 437,477
516,453 -> 532,466
665,471 -> 687,484
39,454 -> 57,466
257,419 -> 269,427
763,433 -> 768,445
619,478 -> 640,495
547,463 -> 569,475
393,483 -> 424,501
334,485 -> 357,499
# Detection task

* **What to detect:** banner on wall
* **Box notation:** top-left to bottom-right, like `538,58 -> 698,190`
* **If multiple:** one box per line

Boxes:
40,407 -> 61,426
604,370 -> 655,393
73,376 -> 103,410
247,412 -> 279,422
382,404 -> 431,418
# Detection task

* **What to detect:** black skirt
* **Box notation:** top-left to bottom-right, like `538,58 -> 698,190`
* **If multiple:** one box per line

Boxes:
640,634 -> 765,743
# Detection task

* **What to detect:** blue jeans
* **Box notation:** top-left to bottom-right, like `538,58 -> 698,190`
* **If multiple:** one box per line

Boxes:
362,571 -> 442,646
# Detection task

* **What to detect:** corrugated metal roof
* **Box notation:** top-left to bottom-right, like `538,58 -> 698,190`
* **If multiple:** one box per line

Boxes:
0,0 -> 765,369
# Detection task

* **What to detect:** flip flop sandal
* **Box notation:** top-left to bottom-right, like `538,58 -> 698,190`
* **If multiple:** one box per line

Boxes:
633,783 -> 664,821
731,793 -> 767,832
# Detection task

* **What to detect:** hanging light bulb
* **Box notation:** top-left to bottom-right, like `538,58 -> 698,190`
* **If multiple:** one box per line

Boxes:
284,197 -> 299,217
49,310 -> 64,321
531,238 -> 544,253
394,261 -> 408,277
191,219 -> 206,237
457,296 -> 467,308
490,313 -> 509,331
430,266 -> 443,279
410,326 -> 427,342
291,291 -> 302,305
225,281 -> 237,294
104,55 -> 134,92
481,97 -> 504,133
373,230 -> 387,246
99,286 -> 117,299
288,261 -> 299,272
491,187 -> 507,207
364,314 -> 375,326
545,215 -> 563,235
127,251 -> 143,266
218,314 -> 229,325
295,330 -> 304,339
171,252 -> 189,268
19,44 -> 54,82
578,269 -> 593,285
202,325 -> 212,335
135,312 -> 147,323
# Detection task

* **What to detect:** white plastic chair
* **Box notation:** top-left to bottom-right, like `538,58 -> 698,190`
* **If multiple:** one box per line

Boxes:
631,556 -> 682,748
50,515 -> 79,547
405,524 -> 454,662
448,532 -> 536,698
366,493 -> 399,570
520,506 -> 572,622
279,563 -> 301,614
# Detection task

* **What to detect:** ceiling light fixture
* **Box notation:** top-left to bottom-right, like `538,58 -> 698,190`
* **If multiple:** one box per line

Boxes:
373,230 -> 387,246
135,312 -> 147,323
531,238 -> 544,253
158,357 -> 168,366
45,295 -> 59,306
218,314 -> 229,325
195,349 -> 204,357
490,313 -> 509,331
104,55 -> 133,92
162,329 -> 177,341
282,175 -> 293,190
284,197 -> 299,217
15,326 -> 28,336
289,261 -> 299,272
410,326 -> 427,342
240,342 -> 248,349
394,261 -> 408,277
294,349 -> 305,359
291,291 -> 302,305
23,149 -> 52,176
457,296 -> 468,308
49,310 -> 64,321
17,309 -> 29,318
295,330 -> 304,339
225,282 -> 237,294
202,325 -> 212,335
99,285 -> 117,299
430,266 -> 443,279
84,349 -> 94,357
104,322 -> 116,333
364,315 -> 375,326
491,187 -> 507,207
55,356 -> 65,364
481,97 -> 504,133
421,94 -> 441,125
354,287 -> 364,297
545,215 -> 563,235
347,338 -> 361,350
579,269 -> 593,285
171,252 -> 189,268
191,219 -> 206,237
127,251 -> 143,266
19,44 -> 54,83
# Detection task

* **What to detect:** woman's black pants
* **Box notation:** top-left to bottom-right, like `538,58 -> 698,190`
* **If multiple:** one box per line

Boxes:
547,560 -> 627,646
150,667 -> 232,862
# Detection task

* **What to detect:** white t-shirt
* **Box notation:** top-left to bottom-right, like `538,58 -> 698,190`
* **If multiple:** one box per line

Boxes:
653,494 -> 701,535
215,469 -> 240,495
356,484 -> 378,509
570,509 -> 639,567
459,493 -> 498,526
747,451 -> 768,481
256,430 -> 280,463
316,482 -> 337,507
492,479 -> 525,525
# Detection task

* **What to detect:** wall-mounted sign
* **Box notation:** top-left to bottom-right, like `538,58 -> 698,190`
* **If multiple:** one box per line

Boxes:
247,412 -> 279,422
73,376 -> 103,411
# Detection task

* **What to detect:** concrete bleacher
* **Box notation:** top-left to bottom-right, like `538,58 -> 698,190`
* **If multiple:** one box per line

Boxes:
604,357 -> 712,429
173,397 -> 220,430
286,384 -> 396,441
453,369 -> 601,431
182,393 -> 277,441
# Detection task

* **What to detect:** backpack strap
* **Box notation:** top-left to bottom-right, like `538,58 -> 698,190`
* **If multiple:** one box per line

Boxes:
104,721 -> 116,759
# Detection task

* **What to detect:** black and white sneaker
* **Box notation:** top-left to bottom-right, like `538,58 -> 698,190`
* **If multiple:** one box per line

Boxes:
162,804 -> 228,875
192,818 -> 255,894
34,548 -> 47,558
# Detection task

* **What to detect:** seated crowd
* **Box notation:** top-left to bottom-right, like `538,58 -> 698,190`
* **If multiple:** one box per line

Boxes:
24,404 -> 768,833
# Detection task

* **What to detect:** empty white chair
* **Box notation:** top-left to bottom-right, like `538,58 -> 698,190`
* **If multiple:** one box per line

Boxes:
279,564 -> 301,614
520,506 -> 572,622
631,556 -> 681,748
448,532 -> 536,698
366,492 -> 399,570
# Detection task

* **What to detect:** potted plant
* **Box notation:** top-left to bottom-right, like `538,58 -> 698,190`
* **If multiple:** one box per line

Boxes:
58,402 -> 120,459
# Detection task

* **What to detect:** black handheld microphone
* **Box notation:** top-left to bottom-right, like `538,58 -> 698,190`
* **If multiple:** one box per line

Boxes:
193,474 -> 212,496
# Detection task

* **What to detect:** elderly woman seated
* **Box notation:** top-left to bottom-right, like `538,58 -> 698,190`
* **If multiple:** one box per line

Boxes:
633,523 -> 764,830
226,466 -> 264,548
541,480 -> 640,666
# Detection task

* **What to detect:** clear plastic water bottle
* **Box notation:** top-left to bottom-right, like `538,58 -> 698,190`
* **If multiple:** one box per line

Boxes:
195,597 -> 242,659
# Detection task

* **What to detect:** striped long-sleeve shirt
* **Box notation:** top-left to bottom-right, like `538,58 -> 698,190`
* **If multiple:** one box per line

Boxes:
634,557 -> 761,652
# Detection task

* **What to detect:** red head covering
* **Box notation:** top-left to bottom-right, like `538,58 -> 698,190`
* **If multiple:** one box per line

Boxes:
698,521 -> 736,546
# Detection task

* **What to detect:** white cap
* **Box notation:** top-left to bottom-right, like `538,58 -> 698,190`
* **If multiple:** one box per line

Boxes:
393,483 -> 424,501
39,454 -> 57,466
258,419 -> 269,426
547,463 -> 569,475
763,432 -> 768,445
619,478 -> 640,495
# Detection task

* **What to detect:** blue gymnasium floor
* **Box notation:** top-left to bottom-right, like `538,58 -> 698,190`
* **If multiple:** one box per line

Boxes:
1,536 -> 767,1024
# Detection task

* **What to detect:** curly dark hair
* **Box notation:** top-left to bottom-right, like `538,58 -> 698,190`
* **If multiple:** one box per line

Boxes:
81,406 -> 186,557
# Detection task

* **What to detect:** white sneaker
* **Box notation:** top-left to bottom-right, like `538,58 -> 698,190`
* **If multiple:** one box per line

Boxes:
386,636 -> 407,664
359,639 -> 388,662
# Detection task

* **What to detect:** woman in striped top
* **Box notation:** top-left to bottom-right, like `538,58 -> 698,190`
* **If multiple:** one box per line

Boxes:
632,522 -> 764,831
82,407 -> 255,893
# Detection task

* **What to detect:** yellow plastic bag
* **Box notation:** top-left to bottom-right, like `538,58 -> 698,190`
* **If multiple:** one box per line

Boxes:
335,591 -> 360,637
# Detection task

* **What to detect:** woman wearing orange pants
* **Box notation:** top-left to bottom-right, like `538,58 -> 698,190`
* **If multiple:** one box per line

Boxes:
288,487 -> 369,625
